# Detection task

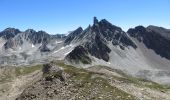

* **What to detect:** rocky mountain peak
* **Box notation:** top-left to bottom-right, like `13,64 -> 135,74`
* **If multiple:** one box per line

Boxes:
3,28 -> 51,50
128,25 -> 170,60
76,27 -> 83,32
25,29 -> 36,33
147,25 -> 170,40
3,28 -> 20,32
128,26 -> 146,33
64,27 -> 83,45
127,26 -> 146,41
65,17 -> 137,63
93,16 -> 99,25
0,28 -> 21,39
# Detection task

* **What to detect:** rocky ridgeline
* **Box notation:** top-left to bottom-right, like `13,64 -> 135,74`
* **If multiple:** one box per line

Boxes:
16,63 -> 136,100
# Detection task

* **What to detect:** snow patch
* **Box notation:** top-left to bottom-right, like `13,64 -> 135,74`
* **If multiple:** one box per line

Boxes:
19,47 -> 22,50
32,44 -> 35,48
56,41 -> 62,44
53,44 -> 73,54
64,51 -> 72,56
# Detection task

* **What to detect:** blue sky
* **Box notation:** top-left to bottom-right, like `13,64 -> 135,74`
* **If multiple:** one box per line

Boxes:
0,0 -> 170,34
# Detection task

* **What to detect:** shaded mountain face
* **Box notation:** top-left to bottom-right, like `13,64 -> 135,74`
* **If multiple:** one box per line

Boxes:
65,17 -> 137,63
65,45 -> 91,64
24,29 -> 51,44
64,27 -> 83,45
147,25 -> 170,40
0,28 -> 21,40
39,44 -> 50,52
127,26 -> 170,60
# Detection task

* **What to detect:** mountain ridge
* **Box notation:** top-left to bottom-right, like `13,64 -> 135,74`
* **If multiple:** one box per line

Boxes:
0,17 -> 170,85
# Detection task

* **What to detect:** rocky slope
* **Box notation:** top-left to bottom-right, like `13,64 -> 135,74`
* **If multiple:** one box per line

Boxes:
0,28 -> 66,65
0,28 -> 21,40
6,61 -> 168,100
128,26 -> 170,60
65,17 -> 136,63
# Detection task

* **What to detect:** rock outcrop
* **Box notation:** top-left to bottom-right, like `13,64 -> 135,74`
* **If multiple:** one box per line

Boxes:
128,26 -> 170,60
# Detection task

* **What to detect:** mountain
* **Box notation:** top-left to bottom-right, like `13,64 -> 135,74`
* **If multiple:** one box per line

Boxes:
0,17 -> 170,85
0,28 -> 21,50
0,28 -> 21,40
2,62 -> 170,100
3,29 -> 51,50
14,62 -> 169,100
64,27 -> 83,45
0,29 -> 66,65
65,17 -> 136,63
64,17 -> 170,85
1,17 -> 170,100
147,25 -> 170,40
65,45 -> 92,64
128,26 -> 170,60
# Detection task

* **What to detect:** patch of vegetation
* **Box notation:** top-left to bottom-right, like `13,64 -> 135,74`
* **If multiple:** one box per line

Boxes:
51,60 -> 170,98
15,64 -> 43,76
126,76 -> 169,91
111,73 -> 169,91
65,45 -> 92,64
87,65 -> 170,92
70,71 -> 134,100
53,61 -> 135,100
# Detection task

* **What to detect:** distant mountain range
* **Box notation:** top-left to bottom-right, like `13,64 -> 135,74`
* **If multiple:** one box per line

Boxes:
0,17 -> 170,84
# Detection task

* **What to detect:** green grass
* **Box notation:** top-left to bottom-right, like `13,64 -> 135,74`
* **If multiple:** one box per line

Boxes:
110,73 -> 169,91
70,71 -> 134,100
52,61 -> 135,100
125,76 -> 169,91
93,65 -> 170,91
15,64 -> 43,76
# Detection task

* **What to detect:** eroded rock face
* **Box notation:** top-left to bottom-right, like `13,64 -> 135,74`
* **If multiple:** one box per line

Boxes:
0,28 -> 21,40
98,19 -> 137,48
128,26 -> 170,60
65,45 -> 92,64
65,17 -> 137,63
3,29 -> 51,50
147,25 -> 170,40
64,27 -> 83,45
39,44 -> 50,52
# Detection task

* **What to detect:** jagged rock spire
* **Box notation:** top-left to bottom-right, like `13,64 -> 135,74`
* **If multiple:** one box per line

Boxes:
93,16 -> 98,25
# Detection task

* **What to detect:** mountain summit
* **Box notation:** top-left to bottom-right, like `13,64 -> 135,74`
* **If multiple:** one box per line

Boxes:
65,17 -> 137,63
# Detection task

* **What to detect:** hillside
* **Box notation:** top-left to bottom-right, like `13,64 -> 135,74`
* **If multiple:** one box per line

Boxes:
0,61 -> 170,100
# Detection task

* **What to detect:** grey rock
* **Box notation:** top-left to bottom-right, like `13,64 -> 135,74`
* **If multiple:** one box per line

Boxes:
64,27 -> 83,45
65,45 -> 91,64
128,25 -> 170,60
0,28 -> 21,40
65,17 -> 136,62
